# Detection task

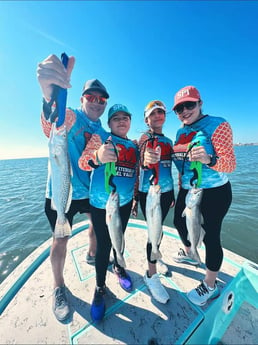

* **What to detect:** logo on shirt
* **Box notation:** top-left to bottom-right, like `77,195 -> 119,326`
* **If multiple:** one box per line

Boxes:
115,144 -> 137,177
159,142 -> 173,160
173,131 -> 197,160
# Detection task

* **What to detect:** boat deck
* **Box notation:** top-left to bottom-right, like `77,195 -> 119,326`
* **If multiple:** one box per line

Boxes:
0,219 -> 257,344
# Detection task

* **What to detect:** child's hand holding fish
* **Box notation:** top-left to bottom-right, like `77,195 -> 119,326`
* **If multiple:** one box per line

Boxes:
96,136 -> 118,164
144,146 -> 161,166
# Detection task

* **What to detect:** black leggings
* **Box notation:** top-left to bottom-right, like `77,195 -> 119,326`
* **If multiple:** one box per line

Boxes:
45,198 -> 90,232
90,201 -> 132,287
139,190 -> 175,264
173,182 -> 232,271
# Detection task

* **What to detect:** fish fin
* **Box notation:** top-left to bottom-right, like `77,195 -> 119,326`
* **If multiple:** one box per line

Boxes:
51,199 -> 57,211
70,163 -> 73,178
197,226 -> 205,248
122,237 -> 125,253
48,159 -> 52,175
105,213 -> 111,226
189,249 -> 201,265
65,165 -> 73,213
158,230 -> 163,244
54,218 -> 72,238
117,254 -> 126,268
65,183 -> 73,213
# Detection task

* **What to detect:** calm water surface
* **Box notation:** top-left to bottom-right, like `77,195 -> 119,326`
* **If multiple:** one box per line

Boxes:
0,145 -> 257,284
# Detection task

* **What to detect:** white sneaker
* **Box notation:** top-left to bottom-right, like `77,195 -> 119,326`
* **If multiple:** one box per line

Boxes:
187,280 -> 220,306
157,259 -> 169,275
144,272 -> 170,304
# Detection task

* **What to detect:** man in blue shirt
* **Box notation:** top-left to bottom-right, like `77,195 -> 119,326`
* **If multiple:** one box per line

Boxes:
37,54 -> 109,321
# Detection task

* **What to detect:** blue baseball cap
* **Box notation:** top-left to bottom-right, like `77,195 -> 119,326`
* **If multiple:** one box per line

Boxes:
108,104 -> 132,122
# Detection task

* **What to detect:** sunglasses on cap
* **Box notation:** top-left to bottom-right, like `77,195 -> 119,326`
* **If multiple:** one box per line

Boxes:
83,94 -> 107,105
145,100 -> 165,111
174,101 -> 198,114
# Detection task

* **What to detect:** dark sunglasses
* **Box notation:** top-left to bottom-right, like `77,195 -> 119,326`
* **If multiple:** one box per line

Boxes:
174,101 -> 198,114
83,94 -> 107,105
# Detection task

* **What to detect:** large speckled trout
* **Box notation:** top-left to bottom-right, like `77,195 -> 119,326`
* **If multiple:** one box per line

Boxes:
106,191 -> 126,268
182,187 -> 204,265
146,184 -> 162,261
49,123 -> 72,238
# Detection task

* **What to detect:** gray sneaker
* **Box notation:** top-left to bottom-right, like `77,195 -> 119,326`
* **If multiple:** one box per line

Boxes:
187,280 -> 220,306
173,248 -> 199,266
52,286 -> 70,321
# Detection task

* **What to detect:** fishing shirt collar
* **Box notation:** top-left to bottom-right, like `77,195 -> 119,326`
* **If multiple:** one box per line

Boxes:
76,107 -> 102,129
183,114 -> 208,127
147,130 -> 164,137
110,132 -> 129,140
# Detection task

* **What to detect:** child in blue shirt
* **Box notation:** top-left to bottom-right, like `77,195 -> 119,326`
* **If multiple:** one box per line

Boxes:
79,104 -> 138,322
137,100 -> 175,304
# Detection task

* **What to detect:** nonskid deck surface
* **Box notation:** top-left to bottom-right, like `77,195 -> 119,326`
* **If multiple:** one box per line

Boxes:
0,219 -> 246,344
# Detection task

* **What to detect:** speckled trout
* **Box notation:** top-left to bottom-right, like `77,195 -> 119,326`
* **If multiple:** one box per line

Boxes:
146,184 -> 162,261
49,123 -> 72,238
182,187 -> 204,265
106,191 -> 126,268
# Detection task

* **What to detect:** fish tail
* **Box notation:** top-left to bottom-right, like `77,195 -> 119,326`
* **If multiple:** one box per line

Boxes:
150,248 -> 162,262
197,226 -> 205,248
54,217 -> 72,238
189,249 -> 201,265
117,255 -> 126,268
105,214 -> 111,226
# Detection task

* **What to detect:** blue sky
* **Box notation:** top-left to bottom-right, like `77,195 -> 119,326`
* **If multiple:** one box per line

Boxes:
0,1 -> 257,159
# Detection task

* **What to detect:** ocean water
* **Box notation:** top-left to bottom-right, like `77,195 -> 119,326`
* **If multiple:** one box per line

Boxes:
0,146 -> 257,284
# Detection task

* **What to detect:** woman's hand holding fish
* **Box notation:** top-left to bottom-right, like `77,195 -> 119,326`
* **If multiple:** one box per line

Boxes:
96,137 -> 118,164
36,54 -> 75,100
189,146 -> 211,164
144,146 -> 161,166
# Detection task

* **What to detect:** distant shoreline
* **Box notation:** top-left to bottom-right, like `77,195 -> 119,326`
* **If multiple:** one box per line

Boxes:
234,143 -> 258,146
1,144 -> 257,161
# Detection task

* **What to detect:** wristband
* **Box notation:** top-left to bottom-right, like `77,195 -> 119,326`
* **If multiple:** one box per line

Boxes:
95,151 -> 102,166
88,159 -> 99,169
207,154 -> 217,167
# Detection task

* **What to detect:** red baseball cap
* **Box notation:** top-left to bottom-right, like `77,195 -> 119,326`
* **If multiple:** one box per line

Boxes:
172,86 -> 201,110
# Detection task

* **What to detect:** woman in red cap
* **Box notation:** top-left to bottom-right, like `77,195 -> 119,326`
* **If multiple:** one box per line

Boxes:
172,85 -> 236,306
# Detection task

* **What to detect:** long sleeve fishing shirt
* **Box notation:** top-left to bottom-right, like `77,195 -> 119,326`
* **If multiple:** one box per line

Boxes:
79,128 -> 139,209
41,107 -> 103,199
172,114 -> 236,189
138,132 -> 174,193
